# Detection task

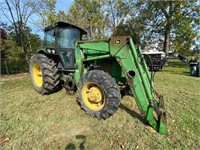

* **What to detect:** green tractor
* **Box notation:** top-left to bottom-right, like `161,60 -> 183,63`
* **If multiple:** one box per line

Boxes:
30,22 -> 167,134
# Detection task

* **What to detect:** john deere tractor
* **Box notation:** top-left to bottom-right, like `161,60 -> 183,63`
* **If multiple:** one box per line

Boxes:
30,22 -> 167,134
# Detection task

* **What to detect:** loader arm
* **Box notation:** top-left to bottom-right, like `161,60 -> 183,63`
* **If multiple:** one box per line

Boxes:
111,37 -> 167,134
75,36 -> 167,134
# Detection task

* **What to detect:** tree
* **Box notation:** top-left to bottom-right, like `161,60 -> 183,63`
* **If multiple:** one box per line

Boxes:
66,0 -> 109,38
38,0 -> 61,27
1,23 -> 41,59
133,0 -> 200,55
113,21 -> 141,46
1,0 -> 41,63
104,0 -> 135,33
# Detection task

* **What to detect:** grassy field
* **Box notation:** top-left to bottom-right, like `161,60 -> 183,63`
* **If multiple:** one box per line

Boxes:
0,60 -> 200,150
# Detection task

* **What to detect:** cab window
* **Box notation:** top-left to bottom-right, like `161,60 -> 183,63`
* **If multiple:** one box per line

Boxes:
57,28 -> 80,49
44,29 -> 55,48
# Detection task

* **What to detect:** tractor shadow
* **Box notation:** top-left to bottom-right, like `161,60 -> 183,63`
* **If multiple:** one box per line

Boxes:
119,104 -> 146,125
65,135 -> 86,150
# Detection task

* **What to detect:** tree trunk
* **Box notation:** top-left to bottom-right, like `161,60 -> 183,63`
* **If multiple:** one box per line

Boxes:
164,31 -> 170,56
20,46 -> 29,64
163,23 -> 170,56
27,33 -> 33,54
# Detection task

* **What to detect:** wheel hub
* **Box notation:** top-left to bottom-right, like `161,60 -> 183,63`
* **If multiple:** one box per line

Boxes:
87,87 -> 102,103
32,63 -> 43,87
82,82 -> 105,111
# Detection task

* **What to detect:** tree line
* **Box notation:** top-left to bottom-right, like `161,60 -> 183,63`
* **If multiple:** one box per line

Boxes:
1,0 -> 199,65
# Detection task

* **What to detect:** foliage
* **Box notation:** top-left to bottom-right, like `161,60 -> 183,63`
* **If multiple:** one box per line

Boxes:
113,22 -> 141,46
38,0 -> 61,27
66,0 -> 108,38
132,0 -> 199,55
1,23 -> 41,75
1,0 -> 42,63
1,59 -> 28,74
172,11 -> 199,55
66,0 -> 199,55
1,36 -> 22,59
1,24 -> 41,59
104,0 -> 135,33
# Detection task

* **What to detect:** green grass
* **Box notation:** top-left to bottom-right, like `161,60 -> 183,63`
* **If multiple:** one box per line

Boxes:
0,60 -> 200,149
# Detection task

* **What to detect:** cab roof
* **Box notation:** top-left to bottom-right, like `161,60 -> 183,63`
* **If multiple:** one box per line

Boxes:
44,21 -> 87,35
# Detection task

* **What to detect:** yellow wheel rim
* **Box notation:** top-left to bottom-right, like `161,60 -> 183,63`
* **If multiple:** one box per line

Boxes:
32,63 -> 43,87
82,82 -> 105,111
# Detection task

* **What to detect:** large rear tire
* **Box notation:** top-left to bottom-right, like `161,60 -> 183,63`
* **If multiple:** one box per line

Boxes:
77,70 -> 121,119
29,53 -> 62,94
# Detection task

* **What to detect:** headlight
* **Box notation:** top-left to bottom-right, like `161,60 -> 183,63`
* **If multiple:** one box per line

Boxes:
47,49 -> 51,53
52,50 -> 55,54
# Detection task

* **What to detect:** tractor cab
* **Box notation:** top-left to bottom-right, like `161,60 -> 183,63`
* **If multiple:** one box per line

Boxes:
43,21 -> 87,49
42,22 -> 87,69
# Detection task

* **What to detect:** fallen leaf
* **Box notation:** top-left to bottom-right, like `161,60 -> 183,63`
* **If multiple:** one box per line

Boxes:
117,134 -> 123,138
43,111 -> 50,117
57,144 -> 61,150
0,137 -> 10,144
120,144 -> 125,149
110,140 -> 114,146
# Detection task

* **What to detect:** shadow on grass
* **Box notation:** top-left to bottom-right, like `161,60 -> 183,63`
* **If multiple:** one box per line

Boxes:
167,61 -> 188,68
161,60 -> 190,76
162,69 -> 190,76
119,104 -> 146,125
65,135 -> 86,150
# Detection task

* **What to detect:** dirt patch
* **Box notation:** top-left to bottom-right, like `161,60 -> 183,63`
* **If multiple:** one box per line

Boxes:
0,72 -> 29,81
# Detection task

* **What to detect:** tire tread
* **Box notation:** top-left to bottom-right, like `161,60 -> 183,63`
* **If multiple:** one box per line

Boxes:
29,53 -> 62,94
77,70 -> 121,119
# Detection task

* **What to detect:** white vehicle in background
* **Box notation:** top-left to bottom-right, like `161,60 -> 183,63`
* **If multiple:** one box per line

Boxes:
142,51 -> 166,71
141,41 -> 174,71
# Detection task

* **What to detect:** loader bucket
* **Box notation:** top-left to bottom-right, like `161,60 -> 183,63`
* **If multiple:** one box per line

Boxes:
146,105 -> 167,134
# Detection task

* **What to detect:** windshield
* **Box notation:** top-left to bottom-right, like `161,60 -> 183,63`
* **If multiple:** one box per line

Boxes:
57,28 -> 80,49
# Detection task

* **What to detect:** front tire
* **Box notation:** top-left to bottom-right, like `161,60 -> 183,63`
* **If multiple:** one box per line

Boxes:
29,53 -> 62,94
77,70 -> 121,119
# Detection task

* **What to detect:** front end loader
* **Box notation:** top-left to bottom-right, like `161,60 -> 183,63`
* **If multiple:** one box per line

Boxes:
29,22 -> 167,134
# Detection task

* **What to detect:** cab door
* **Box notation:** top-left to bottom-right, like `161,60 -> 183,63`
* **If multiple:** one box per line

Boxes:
56,27 -> 81,69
